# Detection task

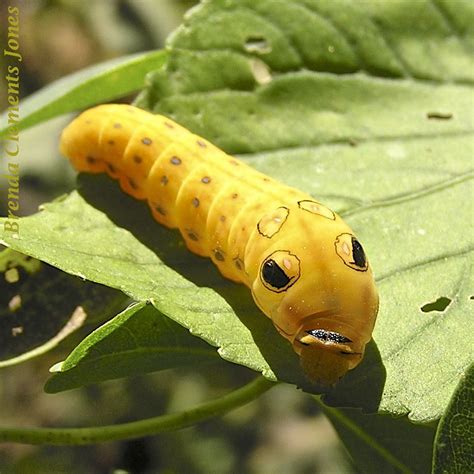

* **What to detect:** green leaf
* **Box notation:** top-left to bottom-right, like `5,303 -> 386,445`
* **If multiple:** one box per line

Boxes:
0,50 -> 167,138
0,248 -> 126,367
45,301 -> 219,393
432,363 -> 474,474
321,403 -> 436,474
2,0 -> 473,422
1,186 -> 308,389
139,0 -> 474,422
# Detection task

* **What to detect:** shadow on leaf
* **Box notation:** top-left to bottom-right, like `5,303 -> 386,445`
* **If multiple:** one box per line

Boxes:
77,173 -> 386,409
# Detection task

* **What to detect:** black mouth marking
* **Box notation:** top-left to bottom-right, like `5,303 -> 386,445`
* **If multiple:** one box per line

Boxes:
306,329 -> 352,344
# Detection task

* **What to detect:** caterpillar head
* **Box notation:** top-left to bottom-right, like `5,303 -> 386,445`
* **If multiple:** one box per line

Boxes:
249,201 -> 379,385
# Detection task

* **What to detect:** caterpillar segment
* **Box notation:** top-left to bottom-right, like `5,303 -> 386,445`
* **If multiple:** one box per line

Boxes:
60,104 -> 379,385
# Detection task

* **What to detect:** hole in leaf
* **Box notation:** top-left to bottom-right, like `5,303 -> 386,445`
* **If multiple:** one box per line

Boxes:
426,111 -> 453,120
249,58 -> 272,85
420,296 -> 452,313
244,36 -> 272,54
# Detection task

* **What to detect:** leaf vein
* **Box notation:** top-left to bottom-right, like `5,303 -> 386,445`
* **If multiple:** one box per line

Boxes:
430,0 -> 473,56
290,1 -> 363,71
342,171 -> 474,217
376,248 -> 473,283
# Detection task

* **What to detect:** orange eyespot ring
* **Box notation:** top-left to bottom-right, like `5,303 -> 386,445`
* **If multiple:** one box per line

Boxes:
260,250 -> 301,293
335,233 -> 368,272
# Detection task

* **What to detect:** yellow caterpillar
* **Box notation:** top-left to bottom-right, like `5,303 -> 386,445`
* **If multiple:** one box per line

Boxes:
60,104 -> 379,385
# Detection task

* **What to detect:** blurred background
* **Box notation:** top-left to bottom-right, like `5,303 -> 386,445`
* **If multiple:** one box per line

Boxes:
0,1 -> 354,472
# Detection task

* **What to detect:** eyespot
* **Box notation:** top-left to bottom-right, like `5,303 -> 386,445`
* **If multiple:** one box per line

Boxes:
335,233 -> 368,272
257,207 -> 289,238
260,250 -> 300,293
298,200 -> 335,220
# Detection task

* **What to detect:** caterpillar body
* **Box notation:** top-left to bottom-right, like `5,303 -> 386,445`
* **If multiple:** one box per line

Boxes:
60,104 -> 379,385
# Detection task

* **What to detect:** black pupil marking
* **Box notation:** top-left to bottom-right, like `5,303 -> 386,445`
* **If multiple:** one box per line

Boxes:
306,329 -> 352,344
262,259 -> 290,289
351,238 -> 366,268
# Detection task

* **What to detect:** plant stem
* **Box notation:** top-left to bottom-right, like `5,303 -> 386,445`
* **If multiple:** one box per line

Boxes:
0,376 -> 275,445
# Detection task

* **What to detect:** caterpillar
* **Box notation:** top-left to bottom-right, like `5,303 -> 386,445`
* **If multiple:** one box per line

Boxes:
60,104 -> 379,385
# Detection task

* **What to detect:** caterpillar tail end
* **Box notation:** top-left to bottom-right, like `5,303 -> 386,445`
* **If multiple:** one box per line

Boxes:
59,108 -> 107,174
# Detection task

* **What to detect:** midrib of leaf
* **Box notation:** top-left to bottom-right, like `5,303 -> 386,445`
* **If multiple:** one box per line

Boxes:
342,171 -> 474,218
234,129 -> 473,156
319,403 -> 412,473
376,248 -> 473,284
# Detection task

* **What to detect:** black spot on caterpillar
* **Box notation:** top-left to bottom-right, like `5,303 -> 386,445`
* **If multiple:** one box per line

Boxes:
60,104 -> 379,385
